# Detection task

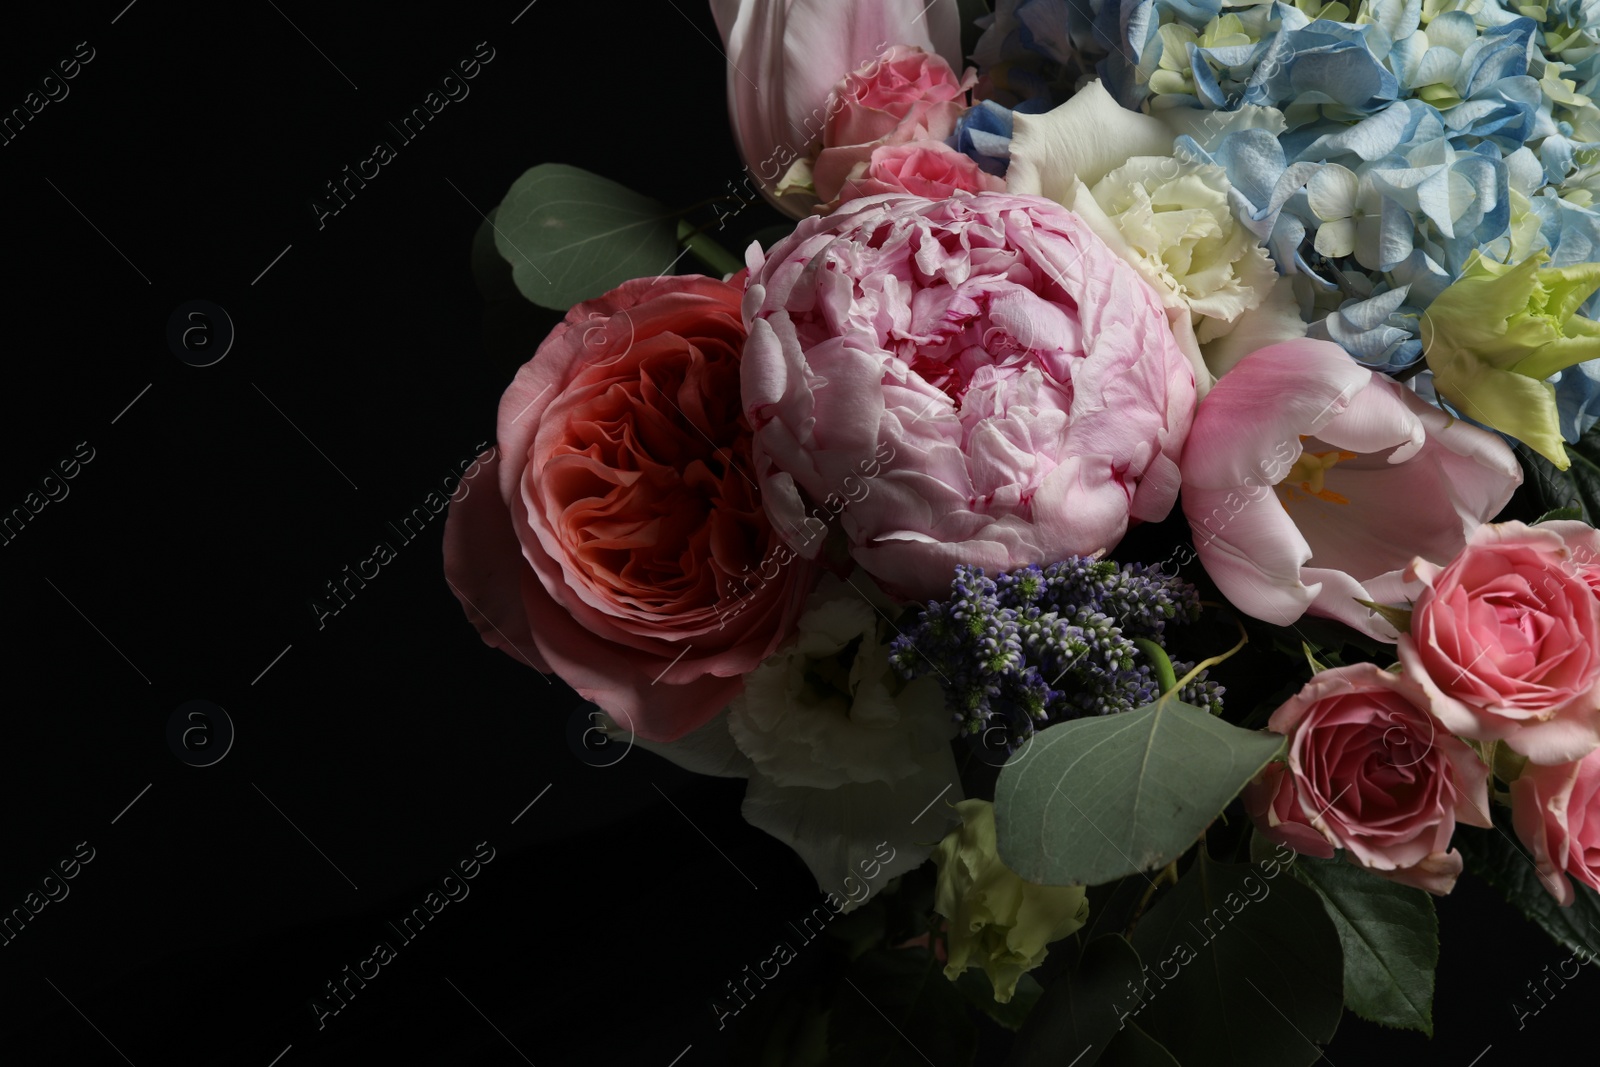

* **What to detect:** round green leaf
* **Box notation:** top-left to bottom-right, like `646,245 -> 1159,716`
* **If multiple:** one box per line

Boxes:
490,164 -> 681,310
994,696 -> 1285,886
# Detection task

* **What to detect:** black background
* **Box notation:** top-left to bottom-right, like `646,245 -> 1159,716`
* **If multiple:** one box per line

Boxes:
0,1 -> 1592,1063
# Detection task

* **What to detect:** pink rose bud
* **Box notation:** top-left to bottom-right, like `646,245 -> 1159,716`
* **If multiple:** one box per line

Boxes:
1511,748 -> 1600,906
1243,664 -> 1491,894
832,140 -> 1006,207
709,0 -> 964,217
1398,520 -> 1600,766
813,45 -> 976,203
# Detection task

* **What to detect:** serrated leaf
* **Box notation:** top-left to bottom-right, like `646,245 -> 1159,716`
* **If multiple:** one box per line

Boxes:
994,696 -> 1285,885
1129,849 -> 1344,1067
1292,854 -> 1438,1035
1514,423 -> 1600,527
491,164 -> 680,310
1005,936 -> 1144,1067
1456,819 -> 1600,963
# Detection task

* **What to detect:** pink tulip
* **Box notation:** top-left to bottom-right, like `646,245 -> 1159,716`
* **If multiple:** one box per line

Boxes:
1180,340 -> 1522,641
708,0 -> 963,218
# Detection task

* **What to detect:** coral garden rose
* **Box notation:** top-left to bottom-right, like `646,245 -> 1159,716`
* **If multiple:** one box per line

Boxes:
741,191 -> 1197,602
832,140 -> 1006,207
1181,339 -> 1522,641
1511,748 -> 1600,905
812,46 -> 977,204
443,275 -> 816,742
1398,520 -> 1600,764
1244,663 -> 1492,894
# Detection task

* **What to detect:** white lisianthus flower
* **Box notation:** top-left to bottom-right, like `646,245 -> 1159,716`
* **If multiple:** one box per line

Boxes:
1008,79 -> 1294,393
610,571 -> 962,909
727,575 -> 951,788
1087,155 -> 1278,344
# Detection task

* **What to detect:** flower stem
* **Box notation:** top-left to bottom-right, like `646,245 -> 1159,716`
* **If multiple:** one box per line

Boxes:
1133,638 -> 1179,695
676,219 -> 743,278
1173,616 -> 1249,709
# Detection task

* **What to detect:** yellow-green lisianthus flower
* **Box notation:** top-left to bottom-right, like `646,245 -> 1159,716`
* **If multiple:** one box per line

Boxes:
1421,250 -> 1600,469
931,799 -> 1088,1002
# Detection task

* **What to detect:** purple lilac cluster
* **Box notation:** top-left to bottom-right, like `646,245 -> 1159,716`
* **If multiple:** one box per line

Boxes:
890,558 -> 1224,750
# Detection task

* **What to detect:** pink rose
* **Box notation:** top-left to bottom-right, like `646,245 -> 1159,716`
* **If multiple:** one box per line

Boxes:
741,192 -> 1196,602
1511,749 -> 1600,905
1242,762 -> 1337,859
1243,664 -> 1492,894
832,140 -> 1006,207
1398,520 -> 1600,765
813,46 -> 976,202
709,0 -> 963,217
443,275 -> 817,742
1181,339 -> 1522,642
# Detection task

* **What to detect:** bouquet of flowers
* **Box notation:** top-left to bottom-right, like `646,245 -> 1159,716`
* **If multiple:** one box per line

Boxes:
444,0 -> 1600,1061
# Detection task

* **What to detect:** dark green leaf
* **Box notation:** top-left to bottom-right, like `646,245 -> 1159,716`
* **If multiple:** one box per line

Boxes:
1511,426 -> 1600,528
1099,1020 -> 1181,1067
1566,437 -> 1600,525
1456,820 -> 1600,963
491,164 -> 680,310
828,948 -> 977,1067
995,695 -> 1284,885
1292,854 -> 1438,1035
1006,935 -> 1144,1067
955,970 -> 1042,1032
1129,848 -> 1344,1066
1535,507 -> 1584,523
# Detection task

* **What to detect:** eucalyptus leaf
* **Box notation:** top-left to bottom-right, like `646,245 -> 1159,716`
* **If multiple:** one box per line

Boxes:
1128,849 -> 1344,1066
994,696 -> 1284,886
491,164 -> 681,310
1292,854 -> 1439,1035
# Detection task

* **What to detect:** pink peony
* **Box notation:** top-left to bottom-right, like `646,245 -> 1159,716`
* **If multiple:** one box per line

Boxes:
741,192 -> 1197,602
812,46 -> 976,204
1243,664 -> 1492,894
832,140 -> 1006,207
1181,340 -> 1522,642
1398,520 -> 1600,765
1511,749 -> 1600,905
443,275 -> 817,742
709,0 -> 962,217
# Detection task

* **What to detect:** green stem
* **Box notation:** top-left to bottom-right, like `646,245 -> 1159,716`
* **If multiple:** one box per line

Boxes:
676,219 -> 743,278
1133,638 -> 1179,696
